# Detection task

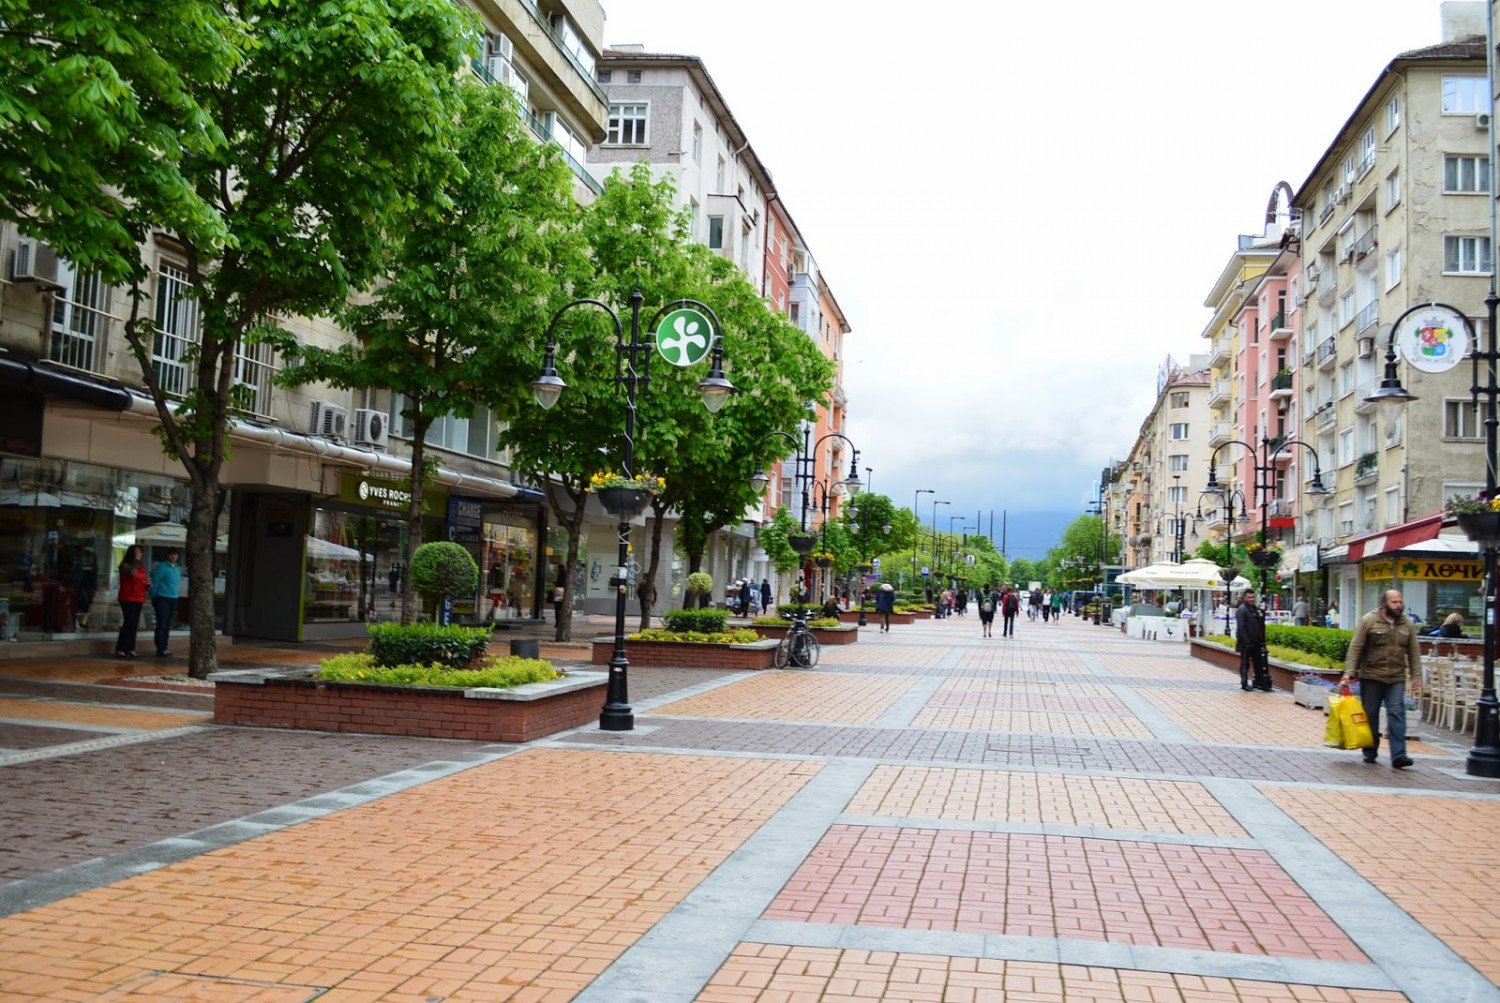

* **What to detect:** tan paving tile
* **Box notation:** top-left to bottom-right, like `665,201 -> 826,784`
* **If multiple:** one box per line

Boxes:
0,749 -> 818,999
696,946 -> 1407,1001
0,696 -> 209,730
1266,787 -> 1500,983
1135,688 -> 1451,755
847,766 -> 1248,836
909,707 -> 1153,738
652,671 -> 922,724
1093,652 -> 1230,680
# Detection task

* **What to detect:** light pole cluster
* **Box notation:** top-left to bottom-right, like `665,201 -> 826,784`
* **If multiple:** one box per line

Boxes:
530,288 -> 733,732
751,425 -> 860,603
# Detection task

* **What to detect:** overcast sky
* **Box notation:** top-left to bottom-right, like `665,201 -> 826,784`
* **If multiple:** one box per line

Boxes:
600,0 -> 1449,551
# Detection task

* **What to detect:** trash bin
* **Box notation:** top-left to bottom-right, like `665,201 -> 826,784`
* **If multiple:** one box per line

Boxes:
509,639 -> 540,659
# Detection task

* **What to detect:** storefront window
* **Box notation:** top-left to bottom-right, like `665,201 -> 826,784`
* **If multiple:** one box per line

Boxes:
479,511 -> 537,621
0,457 -> 223,639
305,509 -> 415,623
1432,580 -> 1483,622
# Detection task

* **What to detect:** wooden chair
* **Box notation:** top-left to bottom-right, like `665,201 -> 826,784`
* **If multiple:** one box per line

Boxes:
1454,660 -> 1484,736
1421,657 -> 1454,731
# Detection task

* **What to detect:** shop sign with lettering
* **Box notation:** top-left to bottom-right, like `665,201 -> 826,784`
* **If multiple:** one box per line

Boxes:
338,472 -> 447,514
1362,557 -> 1482,582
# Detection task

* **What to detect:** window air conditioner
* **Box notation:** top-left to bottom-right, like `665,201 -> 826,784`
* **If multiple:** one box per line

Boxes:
1357,336 -> 1374,359
309,400 -> 349,439
1337,185 -> 1352,203
353,408 -> 388,448
1477,112 -> 1491,130
9,238 -> 62,291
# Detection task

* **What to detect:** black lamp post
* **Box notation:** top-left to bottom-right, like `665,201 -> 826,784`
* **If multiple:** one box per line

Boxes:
847,492 -> 891,628
530,288 -> 734,732
931,499 -> 950,592
1166,474 -> 1200,563
750,426 -> 860,605
911,488 -> 934,586
1363,299 -> 1500,778
1197,487 -> 1248,637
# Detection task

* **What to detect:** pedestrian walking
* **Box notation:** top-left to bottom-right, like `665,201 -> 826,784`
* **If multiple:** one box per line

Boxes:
1001,588 -> 1019,637
760,578 -> 772,612
114,545 -> 147,659
149,548 -> 181,657
1292,595 -> 1308,627
874,582 -> 895,632
1041,590 -> 1052,622
956,587 -> 968,617
1235,590 -> 1271,691
1342,589 -> 1419,769
977,585 -> 998,637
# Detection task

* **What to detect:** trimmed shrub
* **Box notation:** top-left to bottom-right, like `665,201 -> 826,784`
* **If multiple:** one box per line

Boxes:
684,572 -> 714,598
368,622 -> 491,669
664,608 -> 730,633
1266,624 -> 1353,663
410,541 -> 479,605
318,652 -> 558,688
628,627 -> 760,644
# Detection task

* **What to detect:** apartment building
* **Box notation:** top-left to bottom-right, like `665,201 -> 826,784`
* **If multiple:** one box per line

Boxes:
0,0 -> 612,643
1291,17 -> 1491,625
1119,359 -> 1213,571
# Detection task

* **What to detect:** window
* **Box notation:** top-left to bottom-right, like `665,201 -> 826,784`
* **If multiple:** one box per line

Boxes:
625,69 -> 641,83
1338,291 -> 1354,327
1357,127 -> 1376,176
597,70 -> 611,83
1445,235 -> 1493,274
1339,501 -> 1355,537
789,302 -> 800,324
1169,454 -> 1189,472
739,224 -> 750,267
1385,246 -> 1402,291
1445,398 -> 1482,438
1385,486 -> 1401,525
1169,392 -> 1188,408
1338,428 -> 1354,466
707,215 -> 724,249
1169,423 -> 1189,440
1443,155 -> 1490,193
50,258 -> 107,371
715,156 -> 725,192
1385,169 -> 1401,209
388,396 -> 498,458
1442,75 -> 1488,113
691,122 -> 702,164
1386,94 -> 1400,135
606,103 -> 647,144
548,14 -> 595,76
153,263 -> 199,397
1338,362 -> 1353,398
1168,485 -> 1187,505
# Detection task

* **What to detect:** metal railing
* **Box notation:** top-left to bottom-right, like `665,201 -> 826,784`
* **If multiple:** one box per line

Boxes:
49,268 -> 109,372
1318,338 -> 1339,367
1355,300 -> 1378,334
514,0 -> 609,105
1352,226 -> 1378,259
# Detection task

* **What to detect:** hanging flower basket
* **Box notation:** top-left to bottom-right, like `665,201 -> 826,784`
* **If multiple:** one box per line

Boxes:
1248,550 -> 1282,569
857,562 -> 873,574
787,533 -> 817,554
815,557 -> 833,569
597,487 -> 650,517
1456,510 -> 1500,547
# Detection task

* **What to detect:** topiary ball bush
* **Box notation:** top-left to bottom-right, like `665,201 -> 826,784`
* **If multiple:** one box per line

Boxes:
685,572 -> 714,597
410,541 -> 479,604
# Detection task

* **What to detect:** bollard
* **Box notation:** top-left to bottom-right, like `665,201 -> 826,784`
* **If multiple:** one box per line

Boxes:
509,639 -> 540,659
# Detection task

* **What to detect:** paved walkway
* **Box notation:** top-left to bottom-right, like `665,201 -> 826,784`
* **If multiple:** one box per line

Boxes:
1,613 -> 1498,1001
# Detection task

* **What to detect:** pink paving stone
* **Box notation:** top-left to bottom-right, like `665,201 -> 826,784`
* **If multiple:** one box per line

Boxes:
762,824 -> 1367,962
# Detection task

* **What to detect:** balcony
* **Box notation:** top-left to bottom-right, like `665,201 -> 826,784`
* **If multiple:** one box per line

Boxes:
1317,338 -> 1339,370
516,0 -> 610,107
1354,377 -> 1381,412
1316,401 -> 1338,432
1201,509 -> 1227,531
1268,499 -> 1295,519
1207,378 -> 1232,407
1352,225 -> 1378,261
472,58 -> 604,196
1269,310 -> 1293,340
1208,420 -> 1231,446
1354,451 -> 1379,485
1207,336 -> 1230,367
1355,300 -> 1379,335
1269,370 -> 1294,400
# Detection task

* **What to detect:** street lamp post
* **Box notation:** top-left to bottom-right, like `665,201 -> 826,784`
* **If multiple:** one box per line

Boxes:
530,288 -> 735,732
1167,474 -> 1199,563
912,488 -> 934,585
948,514 -> 965,582
1197,487 -> 1248,637
931,499 -> 950,593
750,426 -> 861,601
1364,299 -> 1500,778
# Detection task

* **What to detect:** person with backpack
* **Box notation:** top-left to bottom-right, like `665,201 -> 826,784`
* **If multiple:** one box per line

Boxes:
1001,588 -> 1020,637
977,585 -> 998,637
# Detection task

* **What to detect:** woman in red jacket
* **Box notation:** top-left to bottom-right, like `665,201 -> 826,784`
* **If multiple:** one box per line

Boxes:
115,545 -> 148,659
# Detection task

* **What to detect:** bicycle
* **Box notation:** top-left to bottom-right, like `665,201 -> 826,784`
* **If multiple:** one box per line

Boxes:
773,607 -> 821,668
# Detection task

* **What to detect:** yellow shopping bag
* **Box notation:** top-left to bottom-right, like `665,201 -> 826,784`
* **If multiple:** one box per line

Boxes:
1335,686 -> 1374,750
1323,693 -> 1345,748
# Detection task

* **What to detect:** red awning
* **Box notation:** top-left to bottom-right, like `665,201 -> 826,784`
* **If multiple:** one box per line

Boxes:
1346,513 -> 1444,562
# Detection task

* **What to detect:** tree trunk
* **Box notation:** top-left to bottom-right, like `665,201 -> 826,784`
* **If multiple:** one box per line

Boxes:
637,498 -> 667,631
400,410 -> 433,625
184,477 -> 222,680
545,479 -> 587,642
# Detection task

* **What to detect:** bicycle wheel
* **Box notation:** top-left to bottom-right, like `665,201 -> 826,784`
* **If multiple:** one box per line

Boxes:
774,634 -> 791,669
792,631 -> 820,668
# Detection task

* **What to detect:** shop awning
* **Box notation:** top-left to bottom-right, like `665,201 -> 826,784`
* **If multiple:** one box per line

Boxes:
1346,513 -> 1444,562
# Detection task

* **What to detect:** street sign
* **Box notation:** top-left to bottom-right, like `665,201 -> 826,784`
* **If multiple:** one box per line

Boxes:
920,566 -> 930,576
872,558 -> 881,569
1396,304 -> 1469,374
655,308 -> 714,367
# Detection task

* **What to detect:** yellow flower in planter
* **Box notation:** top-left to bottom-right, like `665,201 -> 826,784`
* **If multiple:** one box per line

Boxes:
589,470 -> 665,493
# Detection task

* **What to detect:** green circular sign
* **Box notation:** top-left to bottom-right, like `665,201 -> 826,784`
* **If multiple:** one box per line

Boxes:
655,308 -> 714,367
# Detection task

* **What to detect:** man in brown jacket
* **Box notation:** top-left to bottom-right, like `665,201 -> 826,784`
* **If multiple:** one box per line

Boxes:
1342,589 -> 1420,768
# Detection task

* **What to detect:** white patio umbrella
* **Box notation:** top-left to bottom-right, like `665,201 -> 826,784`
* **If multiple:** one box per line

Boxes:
113,521 -> 187,546
1116,562 -> 1180,586
305,536 -> 370,561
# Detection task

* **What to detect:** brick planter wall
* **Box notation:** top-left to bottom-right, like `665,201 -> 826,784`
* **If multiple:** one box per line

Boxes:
753,624 -> 859,646
589,637 -> 778,669
211,669 -> 608,742
1188,639 -> 1315,692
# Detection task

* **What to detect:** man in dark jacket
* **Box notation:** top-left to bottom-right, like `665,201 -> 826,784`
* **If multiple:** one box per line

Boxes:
1235,590 -> 1270,691
874,583 -> 896,632
1343,589 -> 1421,768
1001,588 -> 1019,637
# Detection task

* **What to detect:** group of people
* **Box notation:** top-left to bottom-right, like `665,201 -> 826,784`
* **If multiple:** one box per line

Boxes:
1237,587 -> 1422,770
113,545 -> 180,659
729,578 -> 774,618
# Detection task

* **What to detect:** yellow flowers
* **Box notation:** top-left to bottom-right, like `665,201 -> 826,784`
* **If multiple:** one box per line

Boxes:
589,470 -> 665,493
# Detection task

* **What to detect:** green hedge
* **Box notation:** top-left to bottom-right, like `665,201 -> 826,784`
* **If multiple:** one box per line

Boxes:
368,622 -> 491,669
629,627 -> 760,644
317,652 -> 556,688
1265,624 -> 1353,663
664,608 -> 730,633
